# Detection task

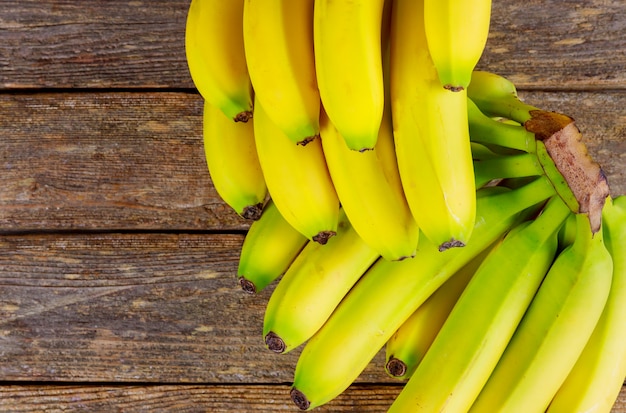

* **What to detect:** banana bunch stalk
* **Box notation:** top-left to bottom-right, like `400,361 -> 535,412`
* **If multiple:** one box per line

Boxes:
183,1 -> 624,411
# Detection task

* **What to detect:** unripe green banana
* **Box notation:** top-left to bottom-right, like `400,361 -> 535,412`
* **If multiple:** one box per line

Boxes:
263,209 -> 379,354
546,196 -> 626,413
388,196 -> 569,413
289,176 -> 557,411
470,211 -> 613,413
237,200 -> 308,294
385,244 -> 494,379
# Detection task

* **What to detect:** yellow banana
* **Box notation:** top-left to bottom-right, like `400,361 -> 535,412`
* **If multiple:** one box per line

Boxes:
388,196 -> 569,413
253,97 -> 340,244
185,0 -> 253,122
470,211 -> 613,413
237,199 -> 308,294
390,0 -> 476,249
262,209 -> 379,354
320,102 -> 419,261
202,101 -> 266,220
242,0 -> 320,144
313,0 -> 386,151
423,0 -> 492,91
385,244 -> 493,379
289,177 -> 556,411
546,196 -> 626,413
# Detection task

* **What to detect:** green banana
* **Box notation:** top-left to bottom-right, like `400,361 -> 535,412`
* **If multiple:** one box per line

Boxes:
384,243 -> 494,380
289,176 -> 556,411
469,210 -> 613,413
262,209 -> 379,354
387,196 -> 569,412
237,199 -> 308,294
546,196 -> 626,413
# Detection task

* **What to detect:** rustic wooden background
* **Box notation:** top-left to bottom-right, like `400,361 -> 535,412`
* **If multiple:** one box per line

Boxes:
0,0 -> 624,411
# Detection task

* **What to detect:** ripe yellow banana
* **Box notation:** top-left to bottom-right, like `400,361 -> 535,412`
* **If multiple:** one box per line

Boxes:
469,211 -> 613,413
390,0 -> 476,249
320,102 -> 419,261
546,196 -> 626,413
385,244 -> 493,379
253,97 -> 340,244
289,176 -> 556,411
424,0 -> 492,91
185,0 -> 253,122
262,209 -> 379,354
237,199 -> 308,294
388,196 -> 569,413
313,0 -> 386,151
242,0 -> 320,145
202,101 -> 267,220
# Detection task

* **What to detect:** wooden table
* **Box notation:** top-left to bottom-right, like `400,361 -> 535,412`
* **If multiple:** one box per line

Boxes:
0,1 -> 624,411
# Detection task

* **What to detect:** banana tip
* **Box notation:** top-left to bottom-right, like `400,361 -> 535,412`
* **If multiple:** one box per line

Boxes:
290,387 -> 311,411
312,230 -> 336,245
386,357 -> 408,377
438,239 -> 466,252
241,203 -> 264,220
264,331 -> 286,353
238,277 -> 256,294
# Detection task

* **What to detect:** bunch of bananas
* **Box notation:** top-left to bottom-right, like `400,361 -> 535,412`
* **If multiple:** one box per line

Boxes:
184,0 -> 626,411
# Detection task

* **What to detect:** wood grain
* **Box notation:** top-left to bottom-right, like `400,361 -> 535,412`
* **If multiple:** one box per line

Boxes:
0,384 -> 623,412
1,91 -> 624,234
0,0 -> 624,90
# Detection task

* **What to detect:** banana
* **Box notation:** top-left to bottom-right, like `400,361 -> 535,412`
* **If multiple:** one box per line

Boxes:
319,101 -> 419,261
387,196 -> 569,413
262,208 -> 379,354
237,199 -> 308,294
390,0 -> 476,249
385,243 -> 494,379
289,176 -> 556,411
242,0 -> 320,145
467,97 -> 537,153
313,0 -> 387,151
469,210 -> 613,413
466,70 -> 540,124
185,0 -> 253,122
423,0 -> 492,91
202,101 -> 267,220
253,97 -> 340,244
546,196 -> 626,413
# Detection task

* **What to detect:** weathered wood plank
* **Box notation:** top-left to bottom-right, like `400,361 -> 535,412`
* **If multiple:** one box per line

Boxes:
0,384 -> 623,412
0,91 -> 624,233
0,232 -> 393,384
0,0 -> 624,90
0,92 -> 248,232
0,0 -> 191,89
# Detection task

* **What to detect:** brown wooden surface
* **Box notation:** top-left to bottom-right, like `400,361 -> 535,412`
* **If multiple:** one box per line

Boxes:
0,0 -> 624,411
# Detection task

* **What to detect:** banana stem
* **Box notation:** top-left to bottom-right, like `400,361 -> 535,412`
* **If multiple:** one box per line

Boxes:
473,153 -> 544,188
468,98 -> 536,153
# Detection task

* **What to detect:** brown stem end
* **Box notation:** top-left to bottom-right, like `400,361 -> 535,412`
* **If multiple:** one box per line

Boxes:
264,331 -> 286,354
290,387 -> 311,411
